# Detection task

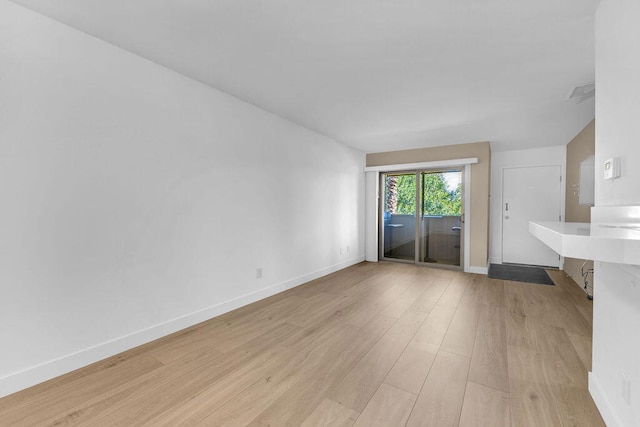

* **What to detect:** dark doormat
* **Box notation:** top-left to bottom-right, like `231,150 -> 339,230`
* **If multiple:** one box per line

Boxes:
488,263 -> 555,286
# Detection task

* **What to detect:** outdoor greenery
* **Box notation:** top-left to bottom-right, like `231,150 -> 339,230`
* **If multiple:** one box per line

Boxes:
385,173 -> 461,216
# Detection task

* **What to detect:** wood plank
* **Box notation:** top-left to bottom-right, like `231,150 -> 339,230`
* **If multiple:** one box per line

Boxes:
504,281 -> 537,350
507,339 -> 587,390
198,411 -> 246,427
190,303 -> 302,354
379,281 -> 430,319
353,384 -> 416,427
504,283 -> 587,362
567,331 -> 592,372
436,272 -> 469,309
458,381 -> 510,427
43,345 -> 224,426
319,262 -> 379,291
279,308 -> 360,353
408,305 -> 456,354
468,305 -> 509,392
509,378 -> 563,427
508,345 -> 564,427
408,273 -> 450,313
147,325 -> 230,364
440,301 -> 482,357
520,282 -> 591,337
203,322 -> 362,425
287,262 -> 377,299
342,281 -> 412,327
458,274 -> 485,309
545,269 -> 594,327
215,294 -> 304,325
406,351 -> 470,427
0,354 -> 163,426
383,343 -> 436,395
481,277 -> 505,307
301,398 -> 359,427
554,385 -> 606,427
139,346 -> 296,426
332,271 -> 394,300
285,292 -> 348,328
545,292 -> 592,338
247,315 -> 396,427
82,323 -> 303,426
328,310 -> 427,411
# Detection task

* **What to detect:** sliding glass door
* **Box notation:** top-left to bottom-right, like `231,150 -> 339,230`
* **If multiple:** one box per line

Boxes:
381,172 -> 416,261
418,170 -> 462,266
381,169 -> 463,268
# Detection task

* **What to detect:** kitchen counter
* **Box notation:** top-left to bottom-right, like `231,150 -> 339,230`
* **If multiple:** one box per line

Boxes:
529,221 -> 640,265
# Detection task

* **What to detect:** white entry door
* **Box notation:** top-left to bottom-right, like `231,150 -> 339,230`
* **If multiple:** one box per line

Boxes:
502,165 -> 562,267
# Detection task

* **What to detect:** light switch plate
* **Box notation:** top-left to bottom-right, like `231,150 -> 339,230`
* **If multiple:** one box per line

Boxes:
604,157 -> 621,180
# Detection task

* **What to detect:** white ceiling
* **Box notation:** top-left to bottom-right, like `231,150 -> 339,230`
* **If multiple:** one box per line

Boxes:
10,0 -> 599,153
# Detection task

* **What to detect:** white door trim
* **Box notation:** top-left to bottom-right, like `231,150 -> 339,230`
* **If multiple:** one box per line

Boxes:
488,145 -> 567,267
501,164 -> 564,267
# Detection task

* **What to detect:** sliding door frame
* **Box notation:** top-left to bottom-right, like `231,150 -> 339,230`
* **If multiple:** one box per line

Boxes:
379,168 -> 464,271
415,168 -> 464,271
365,158 -> 477,273
379,170 -> 419,265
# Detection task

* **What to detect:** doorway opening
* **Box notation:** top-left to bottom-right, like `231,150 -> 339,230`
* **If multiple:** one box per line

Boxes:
380,169 -> 463,269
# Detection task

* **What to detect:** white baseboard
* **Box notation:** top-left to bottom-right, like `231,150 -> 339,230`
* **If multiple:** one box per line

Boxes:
589,372 -> 622,427
467,265 -> 489,275
0,255 -> 365,399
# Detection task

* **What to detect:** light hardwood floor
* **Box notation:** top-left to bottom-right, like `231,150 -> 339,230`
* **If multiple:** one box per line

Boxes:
0,262 -> 605,426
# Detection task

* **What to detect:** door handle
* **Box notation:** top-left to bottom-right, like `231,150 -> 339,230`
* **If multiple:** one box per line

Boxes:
452,226 -> 461,231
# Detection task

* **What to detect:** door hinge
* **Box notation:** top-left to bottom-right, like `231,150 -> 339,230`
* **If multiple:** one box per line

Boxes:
560,175 -> 562,182
559,215 -> 561,221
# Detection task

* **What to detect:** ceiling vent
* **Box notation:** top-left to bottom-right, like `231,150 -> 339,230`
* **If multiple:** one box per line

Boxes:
567,82 -> 595,103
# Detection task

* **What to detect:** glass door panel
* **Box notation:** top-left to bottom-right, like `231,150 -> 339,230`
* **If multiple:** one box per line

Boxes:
382,172 -> 416,261
418,170 -> 462,266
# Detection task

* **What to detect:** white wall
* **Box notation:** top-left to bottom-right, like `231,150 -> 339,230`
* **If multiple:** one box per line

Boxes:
489,146 -> 566,264
590,1 -> 640,425
594,2 -> 640,209
0,1 -> 365,397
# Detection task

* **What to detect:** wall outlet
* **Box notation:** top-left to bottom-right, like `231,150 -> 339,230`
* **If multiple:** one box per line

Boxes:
346,246 -> 350,253
256,268 -> 263,279
622,372 -> 631,405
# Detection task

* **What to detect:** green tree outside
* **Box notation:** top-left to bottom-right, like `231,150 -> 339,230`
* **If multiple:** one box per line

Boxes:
394,173 -> 416,214
386,173 -> 461,216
